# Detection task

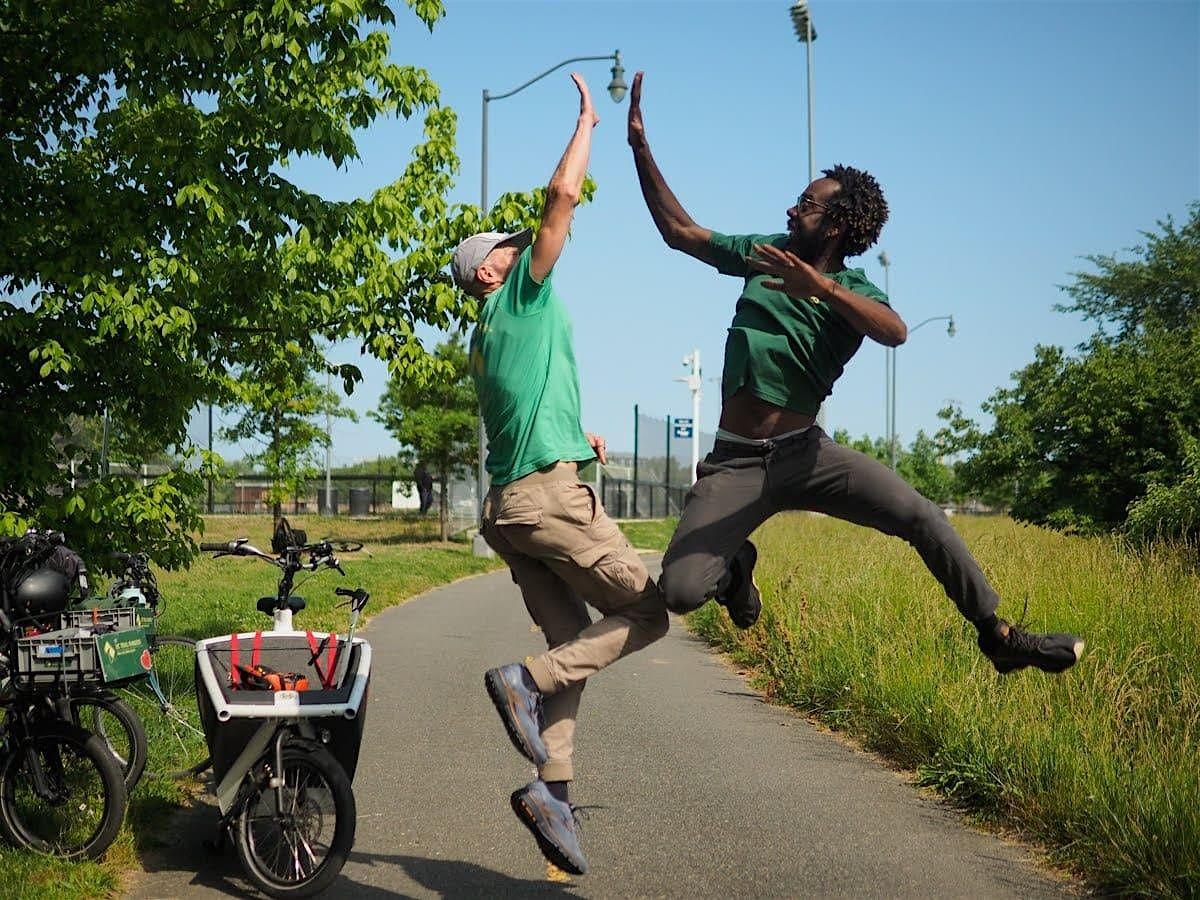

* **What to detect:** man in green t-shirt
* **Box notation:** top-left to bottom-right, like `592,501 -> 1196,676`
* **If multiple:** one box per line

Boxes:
452,73 -> 668,877
627,71 -> 1082,676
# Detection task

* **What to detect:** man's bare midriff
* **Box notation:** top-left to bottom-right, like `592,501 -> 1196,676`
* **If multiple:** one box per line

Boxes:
718,388 -> 817,439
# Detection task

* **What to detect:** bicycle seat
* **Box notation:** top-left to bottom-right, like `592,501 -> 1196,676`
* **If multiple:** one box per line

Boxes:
256,596 -> 306,616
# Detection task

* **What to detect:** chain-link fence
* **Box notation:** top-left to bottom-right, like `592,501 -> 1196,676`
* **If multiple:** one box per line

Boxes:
599,409 -> 715,519
199,473 -> 476,529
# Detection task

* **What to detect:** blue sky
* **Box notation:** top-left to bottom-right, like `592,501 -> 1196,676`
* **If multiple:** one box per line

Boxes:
189,0 -> 1199,466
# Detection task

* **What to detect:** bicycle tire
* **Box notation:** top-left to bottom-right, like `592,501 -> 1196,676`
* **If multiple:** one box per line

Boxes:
68,693 -> 148,792
234,744 -> 355,898
0,720 -> 127,859
117,635 -> 210,778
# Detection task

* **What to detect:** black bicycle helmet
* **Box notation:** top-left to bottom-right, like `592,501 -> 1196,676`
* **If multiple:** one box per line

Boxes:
10,567 -> 70,620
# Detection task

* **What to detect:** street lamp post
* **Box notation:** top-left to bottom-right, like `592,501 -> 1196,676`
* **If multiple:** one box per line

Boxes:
890,313 -> 955,470
474,52 -> 628,557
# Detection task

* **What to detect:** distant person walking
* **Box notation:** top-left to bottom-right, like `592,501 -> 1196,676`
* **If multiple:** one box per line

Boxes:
414,462 -> 434,516
454,73 -> 668,876
627,71 -> 1083,675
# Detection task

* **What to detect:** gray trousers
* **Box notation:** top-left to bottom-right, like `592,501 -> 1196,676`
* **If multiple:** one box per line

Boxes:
660,428 -> 1000,623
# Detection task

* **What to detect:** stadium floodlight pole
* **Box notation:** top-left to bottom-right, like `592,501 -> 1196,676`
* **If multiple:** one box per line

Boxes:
474,52 -> 628,556
789,1 -> 817,184
891,314 -> 956,471
790,1 -> 824,430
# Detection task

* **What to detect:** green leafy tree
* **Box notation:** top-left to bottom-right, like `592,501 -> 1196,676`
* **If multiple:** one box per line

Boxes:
0,0 -> 543,567
372,336 -> 476,540
897,430 -> 956,506
938,205 -> 1200,535
219,344 -> 356,520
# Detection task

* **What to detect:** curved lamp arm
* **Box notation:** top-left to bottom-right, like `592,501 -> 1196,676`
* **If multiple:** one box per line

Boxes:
487,51 -> 626,103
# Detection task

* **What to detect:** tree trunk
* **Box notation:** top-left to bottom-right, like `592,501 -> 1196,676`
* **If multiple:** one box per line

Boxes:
438,468 -> 449,541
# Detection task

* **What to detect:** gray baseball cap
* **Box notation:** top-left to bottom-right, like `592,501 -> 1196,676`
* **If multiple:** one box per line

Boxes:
450,229 -> 533,291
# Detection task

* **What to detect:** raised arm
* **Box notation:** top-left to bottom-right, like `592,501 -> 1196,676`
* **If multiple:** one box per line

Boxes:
627,72 -> 719,264
530,72 -> 597,284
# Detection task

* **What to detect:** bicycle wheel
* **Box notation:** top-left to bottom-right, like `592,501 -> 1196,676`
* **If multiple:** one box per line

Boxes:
68,693 -> 147,791
0,720 -> 127,859
117,635 -> 209,778
234,744 -> 355,898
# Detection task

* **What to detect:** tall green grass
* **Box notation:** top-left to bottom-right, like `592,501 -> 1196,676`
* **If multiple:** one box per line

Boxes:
686,512 -> 1199,897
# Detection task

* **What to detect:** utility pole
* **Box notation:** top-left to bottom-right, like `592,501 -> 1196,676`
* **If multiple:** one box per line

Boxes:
675,350 -> 702,484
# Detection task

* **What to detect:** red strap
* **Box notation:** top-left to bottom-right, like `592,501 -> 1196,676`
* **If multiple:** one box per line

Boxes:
252,631 -> 263,669
305,630 -> 339,689
229,633 -> 240,687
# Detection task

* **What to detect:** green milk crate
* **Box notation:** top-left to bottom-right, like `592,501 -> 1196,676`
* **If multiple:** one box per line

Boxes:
15,627 -> 152,687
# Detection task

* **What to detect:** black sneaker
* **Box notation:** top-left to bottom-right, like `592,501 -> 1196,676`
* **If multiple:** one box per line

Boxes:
978,619 -> 1084,674
716,541 -> 761,629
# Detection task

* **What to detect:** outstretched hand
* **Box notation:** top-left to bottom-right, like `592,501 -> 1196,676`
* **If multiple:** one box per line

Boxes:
747,243 -> 830,302
571,72 -> 599,128
627,71 -> 645,147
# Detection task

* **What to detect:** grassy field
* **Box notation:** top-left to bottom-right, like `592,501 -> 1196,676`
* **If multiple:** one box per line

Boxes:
0,513 -> 504,899
670,512 -> 1198,898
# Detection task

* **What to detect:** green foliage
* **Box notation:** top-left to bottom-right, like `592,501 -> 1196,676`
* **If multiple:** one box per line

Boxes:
0,0 -> 508,568
1125,433 -> 1200,544
938,206 -> 1200,535
897,430 -> 955,505
372,335 -> 477,539
219,344 -> 356,518
1057,202 -> 1200,340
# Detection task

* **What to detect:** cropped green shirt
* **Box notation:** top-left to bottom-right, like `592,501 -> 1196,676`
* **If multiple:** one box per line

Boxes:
709,232 -> 890,416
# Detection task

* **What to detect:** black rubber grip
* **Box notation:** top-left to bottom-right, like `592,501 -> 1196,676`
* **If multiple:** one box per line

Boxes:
199,542 -> 227,552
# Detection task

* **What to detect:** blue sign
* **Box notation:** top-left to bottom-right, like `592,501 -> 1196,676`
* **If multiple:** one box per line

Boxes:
673,417 -> 693,439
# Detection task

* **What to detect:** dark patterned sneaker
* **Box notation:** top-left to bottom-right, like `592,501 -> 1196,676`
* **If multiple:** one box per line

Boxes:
485,664 -> 548,765
717,540 -> 761,629
510,780 -> 588,875
978,620 -> 1084,674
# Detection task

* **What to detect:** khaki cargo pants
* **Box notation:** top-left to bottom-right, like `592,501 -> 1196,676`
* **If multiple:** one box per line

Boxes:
481,462 -> 668,782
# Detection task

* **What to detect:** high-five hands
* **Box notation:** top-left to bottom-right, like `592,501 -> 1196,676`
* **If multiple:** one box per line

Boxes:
571,72 -> 599,128
747,243 -> 831,303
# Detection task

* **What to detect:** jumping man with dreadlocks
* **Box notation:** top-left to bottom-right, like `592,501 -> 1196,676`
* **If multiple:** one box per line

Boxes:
627,72 -> 1083,675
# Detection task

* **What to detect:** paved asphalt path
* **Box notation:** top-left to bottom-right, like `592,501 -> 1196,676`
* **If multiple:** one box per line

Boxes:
127,559 -> 1075,899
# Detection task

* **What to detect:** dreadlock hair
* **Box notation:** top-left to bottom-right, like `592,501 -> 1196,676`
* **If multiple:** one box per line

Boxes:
821,164 -> 888,258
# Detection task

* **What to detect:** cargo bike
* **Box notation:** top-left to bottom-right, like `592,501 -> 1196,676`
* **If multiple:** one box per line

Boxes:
194,526 -> 372,897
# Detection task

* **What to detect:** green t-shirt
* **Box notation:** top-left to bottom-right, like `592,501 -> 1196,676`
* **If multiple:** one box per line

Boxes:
469,246 -> 595,486
708,232 -> 890,416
